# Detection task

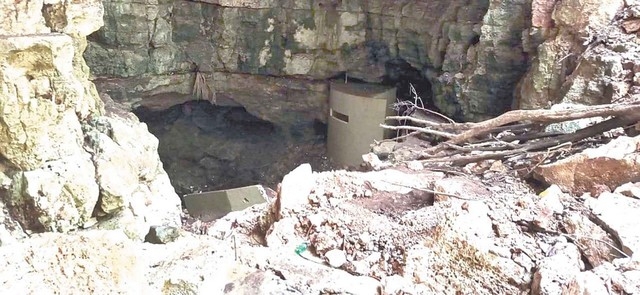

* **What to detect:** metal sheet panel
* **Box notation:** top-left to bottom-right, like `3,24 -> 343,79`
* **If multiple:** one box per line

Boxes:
327,81 -> 396,167
183,185 -> 268,222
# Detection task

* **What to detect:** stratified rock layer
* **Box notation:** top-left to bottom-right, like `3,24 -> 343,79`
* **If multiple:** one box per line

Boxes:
85,0 -> 531,123
517,0 -> 640,108
0,0 -> 181,239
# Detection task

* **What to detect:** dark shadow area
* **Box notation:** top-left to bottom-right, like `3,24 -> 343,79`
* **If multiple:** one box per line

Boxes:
134,100 -> 331,198
382,58 -> 438,114
329,58 -> 439,121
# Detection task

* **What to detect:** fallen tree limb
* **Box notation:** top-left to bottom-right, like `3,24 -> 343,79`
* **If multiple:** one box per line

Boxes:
380,124 -> 456,138
376,130 -> 421,143
385,115 -> 456,128
385,103 -> 640,147
381,102 -> 640,167
419,115 -> 639,166
443,103 -> 640,146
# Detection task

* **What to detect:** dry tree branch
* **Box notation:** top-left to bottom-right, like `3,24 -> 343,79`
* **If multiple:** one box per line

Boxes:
380,124 -> 456,138
388,83 -> 456,139
420,114 -> 639,166
381,93 -> 640,166
376,130 -> 422,143
408,83 -> 455,123
444,103 -> 640,146
386,115 -> 455,128
493,131 -> 565,142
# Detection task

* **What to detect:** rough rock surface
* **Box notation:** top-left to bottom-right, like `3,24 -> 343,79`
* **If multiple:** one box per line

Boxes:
533,135 -> 640,195
276,163 -> 314,219
85,0 -> 531,123
3,152 -> 640,293
517,0 -> 640,109
585,192 -> 640,257
0,230 -> 149,294
82,95 -> 182,239
0,0 -> 181,240
2,1 -> 640,294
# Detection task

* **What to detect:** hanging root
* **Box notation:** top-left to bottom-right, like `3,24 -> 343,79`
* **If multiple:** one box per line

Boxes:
192,69 -> 216,104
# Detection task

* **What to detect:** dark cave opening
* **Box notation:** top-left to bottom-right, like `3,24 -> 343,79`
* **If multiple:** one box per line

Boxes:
133,100 -> 332,199
134,58 -> 441,201
382,58 -> 439,113
332,58 -> 441,121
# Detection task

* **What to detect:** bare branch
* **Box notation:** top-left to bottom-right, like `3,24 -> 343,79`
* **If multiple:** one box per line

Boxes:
445,103 -> 640,146
380,124 -> 456,138
386,115 -> 454,128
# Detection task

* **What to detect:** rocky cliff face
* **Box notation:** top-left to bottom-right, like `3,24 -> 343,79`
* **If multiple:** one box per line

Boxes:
516,0 -> 640,109
0,0 -> 181,242
84,0 -> 532,123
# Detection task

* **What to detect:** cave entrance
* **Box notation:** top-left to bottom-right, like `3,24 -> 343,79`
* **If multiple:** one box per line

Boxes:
133,100 -> 332,198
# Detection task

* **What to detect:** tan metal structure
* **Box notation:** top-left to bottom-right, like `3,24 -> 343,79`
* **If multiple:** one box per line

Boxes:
183,185 -> 268,222
327,81 -> 396,167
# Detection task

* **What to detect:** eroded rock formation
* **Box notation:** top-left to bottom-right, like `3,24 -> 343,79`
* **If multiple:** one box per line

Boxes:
2,0 -> 640,294
516,0 -> 640,108
84,0 -> 532,123
0,0 -> 181,241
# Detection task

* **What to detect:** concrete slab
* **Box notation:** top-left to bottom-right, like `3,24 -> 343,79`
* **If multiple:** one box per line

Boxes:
184,185 -> 268,222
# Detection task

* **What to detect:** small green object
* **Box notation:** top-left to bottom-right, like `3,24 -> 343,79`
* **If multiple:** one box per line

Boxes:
295,243 -> 309,255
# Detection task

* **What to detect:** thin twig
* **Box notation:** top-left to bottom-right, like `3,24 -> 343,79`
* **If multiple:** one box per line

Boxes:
562,233 -> 630,258
376,130 -> 421,143
233,234 -> 238,261
408,83 -> 455,123
380,124 -> 456,138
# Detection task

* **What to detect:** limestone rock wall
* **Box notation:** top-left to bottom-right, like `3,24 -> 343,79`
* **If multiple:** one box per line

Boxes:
84,0 -> 532,122
516,0 -> 640,109
0,0 -> 181,242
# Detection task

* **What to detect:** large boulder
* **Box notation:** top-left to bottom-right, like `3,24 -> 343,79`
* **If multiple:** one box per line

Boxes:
0,34 -> 99,171
533,136 -> 640,196
516,0 -> 632,109
84,95 -> 182,237
0,0 -> 181,239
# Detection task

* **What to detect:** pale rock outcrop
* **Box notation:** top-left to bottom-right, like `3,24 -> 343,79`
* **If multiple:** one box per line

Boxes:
0,1 -> 105,234
517,0 -> 637,109
585,192 -> 640,257
531,242 -> 584,295
8,153 -> 99,233
563,271 -> 609,294
0,0 -> 181,238
0,230 -> 150,294
275,163 -> 314,220
562,212 -> 620,267
533,135 -> 640,195
83,96 -> 182,237
0,34 -> 97,170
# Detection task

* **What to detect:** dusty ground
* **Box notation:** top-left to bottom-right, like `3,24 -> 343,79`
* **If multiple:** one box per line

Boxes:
2,127 -> 638,294
176,133 -> 640,294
